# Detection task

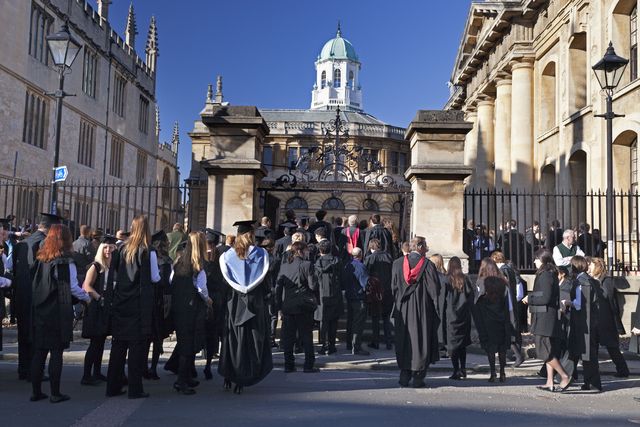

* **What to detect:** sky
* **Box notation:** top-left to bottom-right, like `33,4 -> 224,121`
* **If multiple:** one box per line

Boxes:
93,0 -> 473,181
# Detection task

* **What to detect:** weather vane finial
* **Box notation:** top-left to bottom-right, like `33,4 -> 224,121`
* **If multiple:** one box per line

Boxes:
337,20 -> 342,37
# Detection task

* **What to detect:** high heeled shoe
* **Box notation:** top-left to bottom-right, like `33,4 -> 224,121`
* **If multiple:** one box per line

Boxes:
223,379 -> 232,390
203,367 -> 213,380
233,384 -> 243,395
499,372 -> 506,383
488,372 -> 497,383
173,382 -> 196,395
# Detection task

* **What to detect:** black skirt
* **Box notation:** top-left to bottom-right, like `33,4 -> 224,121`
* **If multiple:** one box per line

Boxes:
535,335 -> 561,362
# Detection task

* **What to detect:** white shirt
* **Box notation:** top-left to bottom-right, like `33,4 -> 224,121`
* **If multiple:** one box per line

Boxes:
0,253 -> 11,288
149,251 -> 161,283
552,243 -> 585,266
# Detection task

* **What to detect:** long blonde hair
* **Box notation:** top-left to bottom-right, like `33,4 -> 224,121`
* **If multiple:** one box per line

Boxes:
94,243 -> 113,273
234,231 -> 254,260
590,257 -> 606,281
175,231 -> 206,275
123,215 -> 150,265
429,253 -> 446,274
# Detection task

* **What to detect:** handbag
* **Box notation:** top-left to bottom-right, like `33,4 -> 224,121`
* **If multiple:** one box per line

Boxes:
283,286 -> 317,313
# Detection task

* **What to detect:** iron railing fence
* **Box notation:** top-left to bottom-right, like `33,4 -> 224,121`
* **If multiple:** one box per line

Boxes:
464,189 -> 640,273
0,179 -> 205,237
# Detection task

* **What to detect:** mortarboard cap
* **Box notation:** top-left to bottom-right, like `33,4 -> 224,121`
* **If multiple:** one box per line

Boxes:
205,228 -> 225,243
280,222 -> 297,233
101,235 -> 117,245
255,227 -> 273,240
233,220 -> 257,235
39,212 -> 62,227
152,230 -> 168,243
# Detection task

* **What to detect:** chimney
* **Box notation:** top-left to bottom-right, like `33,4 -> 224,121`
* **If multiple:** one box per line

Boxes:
97,0 -> 112,22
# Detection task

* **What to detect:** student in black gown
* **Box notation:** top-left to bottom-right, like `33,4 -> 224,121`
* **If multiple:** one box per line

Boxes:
277,241 -> 318,372
526,249 -> 572,392
30,224 -> 91,403
444,256 -> 473,380
106,215 -> 161,399
203,229 -> 228,379
473,258 -> 512,383
314,239 -> 343,355
391,237 -> 440,388
365,239 -> 394,350
429,253 -> 448,356
568,256 -> 602,392
142,231 -> 172,381
588,257 -> 630,378
81,235 -> 117,385
171,232 -> 211,395
492,251 -> 524,367
13,213 -> 61,380
218,220 -> 273,394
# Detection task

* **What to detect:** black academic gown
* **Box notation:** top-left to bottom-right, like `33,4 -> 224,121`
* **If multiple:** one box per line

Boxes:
391,253 -> 440,372
363,224 -> 393,255
31,257 -> 74,350
171,270 -> 206,357
473,277 -> 512,353
364,251 -> 394,317
568,274 -> 599,362
13,231 -> 47,346
313,254 -> 343,322
274,236 -> 291,261
436,272 -> 448,347
596,276 -> 626,347
218,253 -> 273,387
81,262 -> 112,338
500,264 -> 522,344
445,276 -> 473,353
204,252 -> 229,351
110,248 -> 154,341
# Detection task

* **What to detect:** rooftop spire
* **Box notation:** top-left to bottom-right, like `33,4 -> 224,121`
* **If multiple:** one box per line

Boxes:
215,75 -> 224,104
336,20 -> 342,37
206,83 -> 214,103
155,104 -> 160,137
145,16 -> 159,72
125,2 -> 138,48
171,121 -> 180,154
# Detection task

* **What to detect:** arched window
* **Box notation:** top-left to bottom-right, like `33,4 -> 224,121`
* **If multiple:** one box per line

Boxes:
285,196 -> 308,210
612,0 -> 638,84
362,198 -> 379,211
569,33 -> 587,111
540,61 -> 556,131
348,70 -> 354,88
333,69 -> 341,88
321,70 -> 326,89
322,197 -> 345,210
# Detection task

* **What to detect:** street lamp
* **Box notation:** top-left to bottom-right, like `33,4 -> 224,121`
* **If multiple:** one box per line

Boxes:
592,42 -> 628,272
46,23 -> 82,215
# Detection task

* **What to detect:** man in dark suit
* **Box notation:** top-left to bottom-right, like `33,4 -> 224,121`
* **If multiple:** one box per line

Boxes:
274,222 -> 296,261
545,220 -> 563,251
363,214 -> 393,256
577,222 -> 594,256
308,210 -> 332,244
497,219 -> 527,269
13,213 -> 61,380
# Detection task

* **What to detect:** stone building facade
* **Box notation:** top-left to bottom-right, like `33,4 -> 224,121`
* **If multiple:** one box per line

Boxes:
188,28 -> 411,235
447,0 -> 640,195
0,0 -> 180,231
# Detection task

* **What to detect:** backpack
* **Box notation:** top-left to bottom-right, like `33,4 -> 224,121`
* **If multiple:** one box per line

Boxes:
365,275 -> 383,305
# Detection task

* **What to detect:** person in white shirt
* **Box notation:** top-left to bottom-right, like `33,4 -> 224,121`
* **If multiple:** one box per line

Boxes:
552,229 -> 584,267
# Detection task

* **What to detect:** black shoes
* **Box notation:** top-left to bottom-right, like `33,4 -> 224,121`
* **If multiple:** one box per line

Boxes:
173,382 -> 196,395
94,373 -> 108,382
81,377 -> 101,386
412,379 -> 426,388
204,367 -> 213,380
499,372 -> 506,383
29,392 -> 48,402
284,367 -> 297,373
352,349 -> 370,356
223,379 -> 232,390
614,371 -> 630,378
303,367 -> 320,373
317,348 -> 327,355
449,371 -> 462,380
460,369 -> 467,378
233,385 -> 243,395
488,373 -> 497,383
128,392 -> 150,399
50,394 -> 70,404
106,389 -> 126,397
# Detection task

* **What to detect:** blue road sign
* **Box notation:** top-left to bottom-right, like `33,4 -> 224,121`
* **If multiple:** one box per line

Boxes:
54,166 -> 69,183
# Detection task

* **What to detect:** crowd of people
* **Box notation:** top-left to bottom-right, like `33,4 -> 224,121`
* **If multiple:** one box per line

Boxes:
0,209 -> 638,404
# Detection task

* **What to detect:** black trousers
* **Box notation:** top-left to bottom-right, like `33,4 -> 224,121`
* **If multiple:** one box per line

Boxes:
606,346 -> 629,375
399,369 -> 426,385
83,335 -> 107,379
346,300 -> 366,351
582,342 -> 602,389
451,347 -> 467,372
370,312 -> 393,345
17,320 -> 31,379
282,312 -> 314,370
106,339 -> 146,397
269,301 -> 279,341
31,347 -> 63,397
319,318 -> 338,350
177,355 -> 195,386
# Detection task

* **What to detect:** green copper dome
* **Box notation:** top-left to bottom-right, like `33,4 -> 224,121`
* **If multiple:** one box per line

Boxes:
318,25 -> 358,62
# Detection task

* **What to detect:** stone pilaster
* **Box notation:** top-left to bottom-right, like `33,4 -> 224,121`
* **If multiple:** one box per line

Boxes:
405,110 -> 473,270
494,77 -> 512,189
463,109 -> 478,188
199,105 -> 269,234
476,98 -> 495,188
509,59 -> 534,191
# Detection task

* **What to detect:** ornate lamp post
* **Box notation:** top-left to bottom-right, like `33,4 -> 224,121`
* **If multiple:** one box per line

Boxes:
592,42 -> 628,272
46,23 -> 82,215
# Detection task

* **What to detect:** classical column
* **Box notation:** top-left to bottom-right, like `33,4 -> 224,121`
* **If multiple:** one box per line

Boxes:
476,98 -> 495,189
494,77 -> 512,189
463,110 -> 478,187
510,59 -> 534,191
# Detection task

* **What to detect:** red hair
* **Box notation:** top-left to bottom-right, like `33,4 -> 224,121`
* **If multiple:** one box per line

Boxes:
37,224 -> 73,262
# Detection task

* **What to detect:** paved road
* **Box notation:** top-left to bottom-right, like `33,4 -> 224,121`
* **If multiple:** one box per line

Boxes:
1,361 -> 638,427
